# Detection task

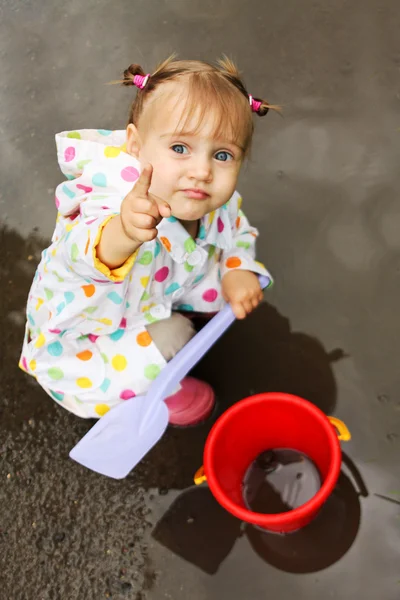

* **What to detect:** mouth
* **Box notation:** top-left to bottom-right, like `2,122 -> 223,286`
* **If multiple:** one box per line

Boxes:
181,188 -> 210,200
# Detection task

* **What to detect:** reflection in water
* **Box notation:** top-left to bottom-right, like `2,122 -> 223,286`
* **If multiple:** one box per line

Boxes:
243,449 -> 321,515
152,454 -> 368,574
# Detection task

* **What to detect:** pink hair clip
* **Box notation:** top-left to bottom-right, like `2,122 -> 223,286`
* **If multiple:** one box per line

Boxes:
133,73 -> 151,90
249,94 -> 262,113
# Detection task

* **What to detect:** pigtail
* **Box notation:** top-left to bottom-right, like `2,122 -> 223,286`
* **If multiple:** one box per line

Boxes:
252,97 -> 282,117
217,54 -> 282,117
122,64 -> 146,87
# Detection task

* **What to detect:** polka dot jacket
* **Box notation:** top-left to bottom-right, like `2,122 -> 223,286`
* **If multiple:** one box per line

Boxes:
19,129 -> 272,418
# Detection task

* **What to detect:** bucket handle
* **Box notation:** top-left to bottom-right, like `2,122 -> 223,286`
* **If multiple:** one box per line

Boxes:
194,416 -> 351,485
328,416 -> 351,441
194,465 -> 207,485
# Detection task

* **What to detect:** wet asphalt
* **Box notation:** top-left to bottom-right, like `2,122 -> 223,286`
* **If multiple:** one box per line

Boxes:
0,1 -> 399,599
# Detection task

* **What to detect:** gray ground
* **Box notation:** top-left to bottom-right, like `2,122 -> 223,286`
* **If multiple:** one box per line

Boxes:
0,1 -> 399,598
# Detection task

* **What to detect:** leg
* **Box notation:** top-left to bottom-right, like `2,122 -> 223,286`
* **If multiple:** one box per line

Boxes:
147,313 -> 215,426
146,312 -> 196,361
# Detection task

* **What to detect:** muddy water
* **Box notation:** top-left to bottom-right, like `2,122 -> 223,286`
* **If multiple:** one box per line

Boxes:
242,449 -> 321,515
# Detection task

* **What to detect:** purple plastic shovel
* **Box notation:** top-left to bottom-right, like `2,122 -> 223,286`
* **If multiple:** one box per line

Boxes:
69,275 -> 272,479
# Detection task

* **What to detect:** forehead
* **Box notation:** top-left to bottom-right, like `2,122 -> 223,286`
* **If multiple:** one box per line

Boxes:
139,80 -> 249,150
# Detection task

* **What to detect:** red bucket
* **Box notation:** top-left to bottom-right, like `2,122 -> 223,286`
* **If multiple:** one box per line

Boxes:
194,393 -> 351,534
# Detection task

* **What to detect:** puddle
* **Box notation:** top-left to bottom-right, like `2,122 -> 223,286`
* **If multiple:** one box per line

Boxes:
152,454 -> 367,574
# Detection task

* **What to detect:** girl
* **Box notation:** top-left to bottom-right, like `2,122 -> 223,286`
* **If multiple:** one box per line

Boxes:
19,56 -> 275,425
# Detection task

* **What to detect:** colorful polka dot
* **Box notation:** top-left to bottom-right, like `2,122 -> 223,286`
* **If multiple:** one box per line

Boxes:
217,217 -> 225,233
208,246 -> 216,259
155,266 -> 169,283
76,183 -> 93,194
120,318 -> 127,328
97,129 -> 112,136
165,282 -> 180,295
193,274 -> 204,284
71,243 -> 79,262
29,359 -> 37,371
92,172 -> 107,187
48,367 -> 64,381
140,276 -> 149,288
184,238 -> 196,254
101,353 -> 109,364
88,334 -> 99,343
47,341 -> 63,357
64,146 -> 75,162
84,306 -> 98,314
55,196 -> 60,209
76,350 -> 93,361
97,318 -> 113,326
209,211 -> 216,225
76,377 -> 92,389
64,291 -> 75,304
184,262 -> 194,272
139,251 -> 153,265
141,291 -> 150,301
160,237 -> 171,252
120,389 -> 136,400
20,357 -> 28,372
144,312 -> 157,324
28,314 -> 35,326
77,159 -> 92,170
177,304 -> 194,312
95,404 -> 110,417
203,288 -> 218,303
136,331 -> 152,347
112,354 -> 128,371
67,131 -> 81,139
226,256 -> 242,269
236,241 -> 250,249
62,184 -> 76,199
35,333 -> 46,349
82,284 -> 95,297
107,291 -> 123,305
144,364 -> 161,380
121,166 -> 140,182
198,224 -> 206,240
109,328 -> 125,342
36,298 -> 44,311
154,240 -> 161,258
236,216 -> 241,229
50,390 -> 64,402
100,378 -> 111,393
56,302 -> 66,315
44,288 -> 54,301
168,216 -> 177,222
104,146 -> 121,158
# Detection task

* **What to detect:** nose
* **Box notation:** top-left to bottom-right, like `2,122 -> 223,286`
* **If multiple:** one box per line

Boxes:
188,154 -> 213,182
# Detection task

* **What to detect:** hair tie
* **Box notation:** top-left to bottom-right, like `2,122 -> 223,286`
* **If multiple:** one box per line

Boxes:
249,94 -> 262,113
133,73 -> 150,90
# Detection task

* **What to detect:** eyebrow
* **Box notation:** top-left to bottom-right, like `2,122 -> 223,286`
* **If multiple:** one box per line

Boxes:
160,131 -> 244,152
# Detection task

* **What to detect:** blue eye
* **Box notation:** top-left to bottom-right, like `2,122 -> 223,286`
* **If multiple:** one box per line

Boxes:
215,150 -> 233,162
171,144 -> 188,155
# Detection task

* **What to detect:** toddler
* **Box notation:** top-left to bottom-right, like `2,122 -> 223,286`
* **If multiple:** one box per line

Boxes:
20,56 -> 274,425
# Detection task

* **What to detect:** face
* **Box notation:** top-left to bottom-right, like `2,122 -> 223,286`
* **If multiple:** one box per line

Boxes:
126,82 -> 244,222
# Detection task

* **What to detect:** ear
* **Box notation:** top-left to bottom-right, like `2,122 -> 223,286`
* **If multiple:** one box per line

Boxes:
126,123 -> 142,158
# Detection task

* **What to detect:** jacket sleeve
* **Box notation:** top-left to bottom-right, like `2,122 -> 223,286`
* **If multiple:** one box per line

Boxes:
220,193 -> 273,285
60,213 -> 138,283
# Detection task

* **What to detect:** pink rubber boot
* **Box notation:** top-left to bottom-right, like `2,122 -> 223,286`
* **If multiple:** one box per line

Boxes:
165,377 -> 216,427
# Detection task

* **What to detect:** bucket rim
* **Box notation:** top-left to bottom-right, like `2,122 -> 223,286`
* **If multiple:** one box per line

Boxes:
203,392 -> 342,530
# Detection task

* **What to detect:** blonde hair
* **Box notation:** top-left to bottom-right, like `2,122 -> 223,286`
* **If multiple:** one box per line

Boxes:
115,55 -> 279,155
